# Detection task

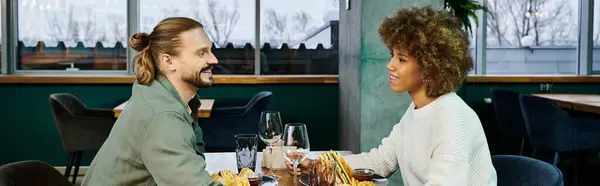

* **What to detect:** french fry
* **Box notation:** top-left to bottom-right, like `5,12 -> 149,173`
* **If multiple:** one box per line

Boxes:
212,169 -> 255,186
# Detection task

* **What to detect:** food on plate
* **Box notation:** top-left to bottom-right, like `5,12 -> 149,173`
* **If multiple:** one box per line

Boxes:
317,151 -> 375,186
210,174 -> 227,185
210,169 -> 255,186
308,159 -> 337,186
231,176 -> 251,186
238,168 -> 256,178
337,179 -> 377,186
317,151 -> 353,184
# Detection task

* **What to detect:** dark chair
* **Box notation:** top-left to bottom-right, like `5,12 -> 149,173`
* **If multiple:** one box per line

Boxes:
0,160 -> 73,186
490,88 -> 530,155
519,94 -> 600,185
492,155 -> 564,186
198,91 -> 273,152
49,93 -> 116,184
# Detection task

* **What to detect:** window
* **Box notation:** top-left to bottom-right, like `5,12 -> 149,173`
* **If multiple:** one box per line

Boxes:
260,0 -> 339,74
593,2 -> 600,71
468,10 -> 478,75
485,0 -> 579,75
17,0 -> 127,71
141,0 -> 255,75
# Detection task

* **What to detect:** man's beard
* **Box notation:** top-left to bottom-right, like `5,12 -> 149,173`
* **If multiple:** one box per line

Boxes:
183,65 -> 213,88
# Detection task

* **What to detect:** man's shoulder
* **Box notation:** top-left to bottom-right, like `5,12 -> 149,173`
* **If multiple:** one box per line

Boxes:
129,82 -> 187,117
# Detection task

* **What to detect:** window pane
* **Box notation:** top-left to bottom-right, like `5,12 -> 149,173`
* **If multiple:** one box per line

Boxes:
468,11 -> 478,75
260,0 -> 339,74
593,2 -> 600,71
141,0 -> 255,75
485,0 -> 579,75
17,0 -> 127,71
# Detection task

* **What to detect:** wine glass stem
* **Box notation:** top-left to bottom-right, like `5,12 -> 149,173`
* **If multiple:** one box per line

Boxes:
293,162 -> 299,186
268,144 -> 273,174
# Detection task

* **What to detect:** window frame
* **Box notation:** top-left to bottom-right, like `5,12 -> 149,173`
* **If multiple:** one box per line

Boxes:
1,0 -> 7,75
4,0 -> 339,76
0,0 -> 597,78
6,0 -> 131,75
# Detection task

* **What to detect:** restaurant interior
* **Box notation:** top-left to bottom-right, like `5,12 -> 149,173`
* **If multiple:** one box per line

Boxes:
1,0 -> 600,185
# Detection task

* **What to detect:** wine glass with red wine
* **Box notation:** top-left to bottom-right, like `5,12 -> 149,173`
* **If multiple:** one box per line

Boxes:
281,123 -> 310,186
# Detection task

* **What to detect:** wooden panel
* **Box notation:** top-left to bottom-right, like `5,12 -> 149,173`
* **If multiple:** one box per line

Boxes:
0,75 -> 339,84
204,151 -> 353,185
467,75 -> 600,83
532,94 -> 600,114
113,99 -> 215,118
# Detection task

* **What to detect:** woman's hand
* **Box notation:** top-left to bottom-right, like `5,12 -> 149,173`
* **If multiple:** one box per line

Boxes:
286,158 -> 314,176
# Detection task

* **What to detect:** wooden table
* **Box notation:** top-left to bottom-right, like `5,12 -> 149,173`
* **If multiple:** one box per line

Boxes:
112,99 -> 215,118
204,151 -> 353,185
533,94 -> 600,114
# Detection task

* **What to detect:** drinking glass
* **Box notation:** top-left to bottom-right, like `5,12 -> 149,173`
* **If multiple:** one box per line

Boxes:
235,134 -> 258,173
258,111 -> 283,179
281,123 -> 310,186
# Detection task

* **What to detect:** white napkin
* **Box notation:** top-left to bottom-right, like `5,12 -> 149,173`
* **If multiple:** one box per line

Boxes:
261,146 -> 297,170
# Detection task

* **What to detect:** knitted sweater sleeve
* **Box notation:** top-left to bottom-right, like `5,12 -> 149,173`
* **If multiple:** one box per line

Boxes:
423,112 -> 473,186
342,122 -> 402,177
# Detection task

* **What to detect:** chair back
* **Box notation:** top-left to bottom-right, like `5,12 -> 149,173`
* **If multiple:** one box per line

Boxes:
198,91 -> 273,152
492,155 -> 563,186
49,93 -> 87,117
519,95 -> 571,152
242,91 -> 272,115
0,160 -> 73,186
490,88 -> 528,139
49,93 -> 114,152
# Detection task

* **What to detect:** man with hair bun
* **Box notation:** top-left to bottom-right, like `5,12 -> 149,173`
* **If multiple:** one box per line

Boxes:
82,17 -> 222,186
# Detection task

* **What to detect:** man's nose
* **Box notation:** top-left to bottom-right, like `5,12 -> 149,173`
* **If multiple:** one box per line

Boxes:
209,53 -> 219,64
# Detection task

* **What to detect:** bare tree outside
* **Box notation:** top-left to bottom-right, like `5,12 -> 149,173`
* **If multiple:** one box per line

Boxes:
162,7 -> 186,18
330,0 -> 340,9
486,0 -> 575,47
78,8 -> 96,44
263,9 -> 313,47
486,1 -> 511,46
142,17 -> 156,33
293,12 -> 312,34
189,0 -> 240,48
45,6 -> 77,43
106,14 -> 127,45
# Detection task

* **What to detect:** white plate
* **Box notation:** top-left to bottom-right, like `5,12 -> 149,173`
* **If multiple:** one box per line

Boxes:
299,174 -> 388,186
259,175 -> 278,186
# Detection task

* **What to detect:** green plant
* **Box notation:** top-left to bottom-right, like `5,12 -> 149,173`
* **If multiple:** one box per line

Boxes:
444,0 -> 494,35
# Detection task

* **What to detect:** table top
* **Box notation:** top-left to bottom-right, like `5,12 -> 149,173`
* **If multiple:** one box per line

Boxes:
204,151 -> 353,185
532,94 -> 600,114
112,99 -> 215,118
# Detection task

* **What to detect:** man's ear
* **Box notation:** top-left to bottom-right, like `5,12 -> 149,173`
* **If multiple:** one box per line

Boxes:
160,53 -> 177,71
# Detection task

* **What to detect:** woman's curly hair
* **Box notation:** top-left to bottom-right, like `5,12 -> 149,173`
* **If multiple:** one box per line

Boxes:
379,5 -> 473,97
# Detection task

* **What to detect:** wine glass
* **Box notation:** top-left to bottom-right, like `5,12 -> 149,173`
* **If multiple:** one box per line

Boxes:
281,123 -> 310,186
258,111 -> 283,180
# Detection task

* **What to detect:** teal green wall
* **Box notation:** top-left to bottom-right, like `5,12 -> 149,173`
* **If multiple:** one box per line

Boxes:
0,83 -> 339,166
1,80 -> 599,180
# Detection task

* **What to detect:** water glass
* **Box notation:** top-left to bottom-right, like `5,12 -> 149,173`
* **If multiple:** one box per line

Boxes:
235,134 -> 258,173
